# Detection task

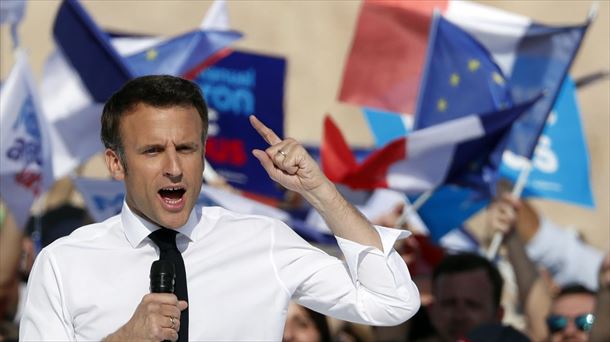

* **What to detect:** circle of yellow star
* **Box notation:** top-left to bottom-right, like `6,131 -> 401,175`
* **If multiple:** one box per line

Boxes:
492,71 -> 505,85
450,73 -> 460,87
468,59 -> 481,72
146,49 -> 158,61
437,98 -> 448,112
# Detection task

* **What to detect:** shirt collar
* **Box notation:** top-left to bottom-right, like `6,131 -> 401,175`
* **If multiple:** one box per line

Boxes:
121,201 -> 199,248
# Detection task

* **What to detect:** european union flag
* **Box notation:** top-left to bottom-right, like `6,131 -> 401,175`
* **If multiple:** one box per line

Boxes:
414,13 -> 512,129
124,29 -> 242,77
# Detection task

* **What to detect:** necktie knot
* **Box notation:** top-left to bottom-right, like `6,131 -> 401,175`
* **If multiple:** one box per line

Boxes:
149,228 -> 179,252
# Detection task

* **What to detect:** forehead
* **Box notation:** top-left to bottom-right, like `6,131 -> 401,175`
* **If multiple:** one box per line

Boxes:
120,103 -> 203,140
434,269 -> 494,301
552,293 -> 595,316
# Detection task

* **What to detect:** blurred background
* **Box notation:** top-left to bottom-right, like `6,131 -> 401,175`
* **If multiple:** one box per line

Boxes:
1,1 -> 609,341
2,0 -> 606,249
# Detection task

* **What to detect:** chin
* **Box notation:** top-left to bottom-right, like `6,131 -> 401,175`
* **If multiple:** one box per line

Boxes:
161,216 -> 189,229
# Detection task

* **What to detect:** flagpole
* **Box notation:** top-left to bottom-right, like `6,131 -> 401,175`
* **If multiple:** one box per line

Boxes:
394,189 -> 434,230
486,160 -> 532,259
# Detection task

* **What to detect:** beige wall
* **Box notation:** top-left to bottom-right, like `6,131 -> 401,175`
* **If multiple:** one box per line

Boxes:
1,0 -> 608,251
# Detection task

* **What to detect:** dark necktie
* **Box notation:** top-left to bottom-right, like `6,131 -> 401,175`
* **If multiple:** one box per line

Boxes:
149,228 -> 189,341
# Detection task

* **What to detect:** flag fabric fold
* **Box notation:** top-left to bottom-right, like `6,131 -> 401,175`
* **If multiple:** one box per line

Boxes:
53,0 -> 133,102
322,100 -> 535,193
124,29 -> 242,77
499,21 -> 590,159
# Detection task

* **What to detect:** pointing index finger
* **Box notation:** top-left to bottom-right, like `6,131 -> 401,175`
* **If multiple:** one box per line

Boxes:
249,115 -> 282,146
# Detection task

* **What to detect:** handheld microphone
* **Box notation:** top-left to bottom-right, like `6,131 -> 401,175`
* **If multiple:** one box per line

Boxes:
150,260 -> 175,293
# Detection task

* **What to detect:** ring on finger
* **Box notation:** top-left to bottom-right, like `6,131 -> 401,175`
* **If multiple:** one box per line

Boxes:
170,316 -> 175,329
277,149 -> 287,158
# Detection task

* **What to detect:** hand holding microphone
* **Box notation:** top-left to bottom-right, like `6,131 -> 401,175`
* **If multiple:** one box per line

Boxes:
103,261 -> 188,342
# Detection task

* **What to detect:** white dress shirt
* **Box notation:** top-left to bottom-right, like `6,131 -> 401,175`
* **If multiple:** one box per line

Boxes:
20,202 -> 420,341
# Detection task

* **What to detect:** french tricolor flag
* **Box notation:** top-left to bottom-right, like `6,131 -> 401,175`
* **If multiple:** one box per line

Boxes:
322,99 -> 537,194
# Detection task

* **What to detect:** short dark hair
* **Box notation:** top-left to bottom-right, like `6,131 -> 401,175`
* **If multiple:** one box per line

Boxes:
101,75 -> 208,166
555,283 -> 596,299
432,253 -> 504,310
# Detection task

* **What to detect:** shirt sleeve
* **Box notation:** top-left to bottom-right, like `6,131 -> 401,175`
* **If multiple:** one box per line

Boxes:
272,223 -> 420,326
526,218 -> 604,291
19,248 -> 75,341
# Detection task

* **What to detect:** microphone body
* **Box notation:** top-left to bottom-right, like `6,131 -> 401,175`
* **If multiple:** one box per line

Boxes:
150,260 -> 175,293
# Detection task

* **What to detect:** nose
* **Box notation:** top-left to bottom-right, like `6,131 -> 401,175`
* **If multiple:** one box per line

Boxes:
163,149 -> 183,181
562,319 -> 578,336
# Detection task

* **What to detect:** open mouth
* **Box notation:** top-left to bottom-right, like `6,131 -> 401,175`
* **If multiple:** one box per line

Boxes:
158,186 -> 186,208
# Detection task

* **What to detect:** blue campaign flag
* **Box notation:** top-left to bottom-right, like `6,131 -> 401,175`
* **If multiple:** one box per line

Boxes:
124,29 -> 242,77
52,0 -> 133,102
502,21 -> 590,159
192,50 -> 286,199
499,77 -> 594,208
411,185 -> 489,243
414,13 -> 512,130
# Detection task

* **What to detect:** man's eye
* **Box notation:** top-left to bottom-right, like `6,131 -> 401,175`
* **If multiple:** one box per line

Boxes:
145,148 -> 161,154
178,146 -> 196,153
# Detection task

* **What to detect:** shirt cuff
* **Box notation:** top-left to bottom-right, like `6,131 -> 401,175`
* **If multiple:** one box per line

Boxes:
335,226 -> 411,282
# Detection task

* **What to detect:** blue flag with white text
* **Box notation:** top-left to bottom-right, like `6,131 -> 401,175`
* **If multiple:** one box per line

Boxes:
499,77 -> 594,208
192,50 -> 286,199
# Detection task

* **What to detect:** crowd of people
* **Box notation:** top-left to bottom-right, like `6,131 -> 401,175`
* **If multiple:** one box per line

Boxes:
1,75 -> 608,341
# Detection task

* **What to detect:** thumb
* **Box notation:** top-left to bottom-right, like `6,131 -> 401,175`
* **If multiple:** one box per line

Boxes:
178,300 -> 188,311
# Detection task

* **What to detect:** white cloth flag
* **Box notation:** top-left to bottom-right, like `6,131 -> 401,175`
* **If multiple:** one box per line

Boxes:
0,50 -> 55,228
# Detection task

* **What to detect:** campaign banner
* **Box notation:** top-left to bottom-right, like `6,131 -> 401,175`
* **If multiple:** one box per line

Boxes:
192,50 -> 286,199
499,77 -> 594,208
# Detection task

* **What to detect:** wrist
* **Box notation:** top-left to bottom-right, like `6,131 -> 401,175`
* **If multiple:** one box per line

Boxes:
300,179 -> 338,211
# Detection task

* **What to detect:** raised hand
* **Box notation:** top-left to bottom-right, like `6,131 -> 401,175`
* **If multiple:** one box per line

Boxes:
487,193 -> 521,235
249,115 -> 329,196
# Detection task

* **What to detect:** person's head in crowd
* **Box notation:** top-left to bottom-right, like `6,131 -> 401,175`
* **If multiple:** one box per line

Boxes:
428,252 -> 504,341
283,302 -> 331,342
547,284 -> 596,342
101,75 -> 208,229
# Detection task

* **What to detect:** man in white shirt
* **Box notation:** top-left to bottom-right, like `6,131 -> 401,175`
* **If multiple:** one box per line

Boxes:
19,75 -> 420,341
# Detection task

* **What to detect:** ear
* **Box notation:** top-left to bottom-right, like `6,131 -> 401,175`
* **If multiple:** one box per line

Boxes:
105,148 -> 125,181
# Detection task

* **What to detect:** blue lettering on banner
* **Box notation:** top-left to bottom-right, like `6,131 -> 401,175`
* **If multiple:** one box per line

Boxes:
193,50 -> 286,198
5,95 -> 45,194
199,67 -> 256,116
93,193 -> 124,213
6,96 -> 42,167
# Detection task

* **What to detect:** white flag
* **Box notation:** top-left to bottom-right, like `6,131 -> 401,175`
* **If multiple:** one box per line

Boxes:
0,50 -> 54,228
